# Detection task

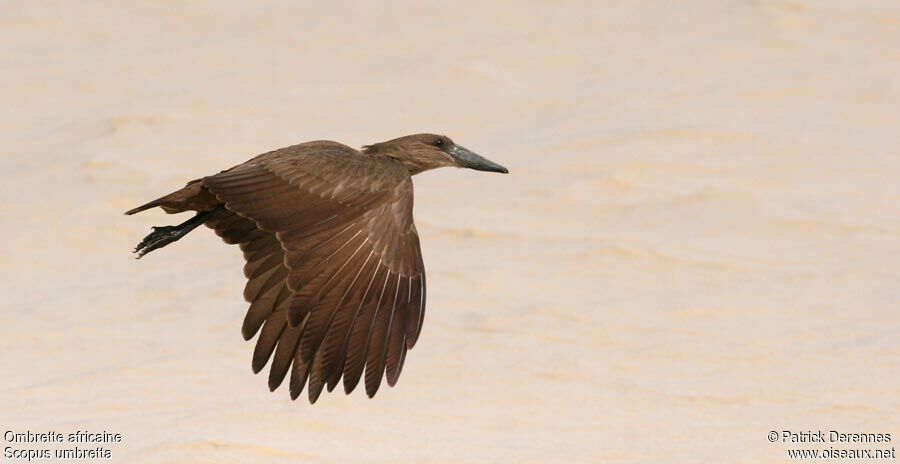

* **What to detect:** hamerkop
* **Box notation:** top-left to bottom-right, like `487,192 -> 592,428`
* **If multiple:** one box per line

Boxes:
126,133 -> 507,403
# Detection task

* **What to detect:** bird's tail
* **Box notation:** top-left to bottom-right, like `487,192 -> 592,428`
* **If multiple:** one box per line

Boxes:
124,199 -> 165,216
125,179 -> 207,215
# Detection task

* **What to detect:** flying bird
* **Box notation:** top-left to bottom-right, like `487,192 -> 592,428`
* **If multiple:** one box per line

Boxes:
126,133 -> 507,403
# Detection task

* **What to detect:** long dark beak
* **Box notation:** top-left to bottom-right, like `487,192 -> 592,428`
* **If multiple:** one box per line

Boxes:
450,145 -> 508,174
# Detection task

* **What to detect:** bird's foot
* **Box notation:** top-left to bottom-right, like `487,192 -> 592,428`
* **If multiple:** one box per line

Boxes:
131,211 -> 213,259
133,225 -> 185,259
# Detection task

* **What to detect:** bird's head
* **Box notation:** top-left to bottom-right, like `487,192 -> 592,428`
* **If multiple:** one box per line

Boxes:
363,133 -> 508,176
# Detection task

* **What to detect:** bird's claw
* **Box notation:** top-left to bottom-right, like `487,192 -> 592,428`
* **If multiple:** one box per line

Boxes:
133,226 -> 180,259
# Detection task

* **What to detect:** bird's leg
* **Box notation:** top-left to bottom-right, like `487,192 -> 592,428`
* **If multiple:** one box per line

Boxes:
133,210 -> 212,259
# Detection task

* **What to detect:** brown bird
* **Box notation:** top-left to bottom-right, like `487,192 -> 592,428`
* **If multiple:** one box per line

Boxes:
126,133 -> 507,403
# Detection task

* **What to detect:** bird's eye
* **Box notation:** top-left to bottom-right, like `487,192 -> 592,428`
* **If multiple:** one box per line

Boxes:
434,139 -> 444,148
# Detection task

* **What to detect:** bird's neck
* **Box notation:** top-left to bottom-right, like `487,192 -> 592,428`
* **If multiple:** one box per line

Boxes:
366,150 -> 446,176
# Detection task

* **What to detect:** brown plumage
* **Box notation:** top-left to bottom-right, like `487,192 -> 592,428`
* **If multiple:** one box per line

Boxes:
126,133 -> 507,403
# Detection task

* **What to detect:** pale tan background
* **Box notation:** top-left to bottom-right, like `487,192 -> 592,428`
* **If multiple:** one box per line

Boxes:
1,1 -> 898,463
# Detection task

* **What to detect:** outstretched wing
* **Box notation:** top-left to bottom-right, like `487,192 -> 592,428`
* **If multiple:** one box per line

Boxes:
203,142 -> 426,403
